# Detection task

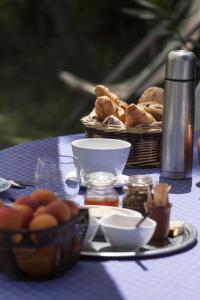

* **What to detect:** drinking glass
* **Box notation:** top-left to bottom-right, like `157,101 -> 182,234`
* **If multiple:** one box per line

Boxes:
35,155 -> 81,200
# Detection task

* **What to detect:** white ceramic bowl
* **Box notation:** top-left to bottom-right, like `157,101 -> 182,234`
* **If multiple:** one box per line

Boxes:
99,214 -> 157,250
84,205 -> 142,219
83,215 -> 99,245
82,205 -> 142,236
71,138 -> 131,177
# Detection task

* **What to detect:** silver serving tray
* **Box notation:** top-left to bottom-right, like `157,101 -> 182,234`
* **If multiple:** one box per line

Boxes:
81,223 -> 197,258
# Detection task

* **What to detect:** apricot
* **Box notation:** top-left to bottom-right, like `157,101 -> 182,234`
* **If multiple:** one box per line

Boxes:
12,204 -> 33,228
30,214 -> 58,231
15,195 -> 40,211
34,206 -> 46,217
63,200 -> 79,217
0,207 -> 22,230
15,195 -> 31,205
30,189 -> 57,206
45,201 -> 71,223
14,246 -> 56,276
26,198 -> 41,211
0,199 -> 4,208
12,233 -> 23,244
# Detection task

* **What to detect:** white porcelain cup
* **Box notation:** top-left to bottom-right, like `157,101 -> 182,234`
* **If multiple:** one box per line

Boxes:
71,138 -> 131,178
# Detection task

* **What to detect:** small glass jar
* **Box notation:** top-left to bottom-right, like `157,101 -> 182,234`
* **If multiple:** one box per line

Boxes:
84,172 -> 119,206
123,175 -> 153,215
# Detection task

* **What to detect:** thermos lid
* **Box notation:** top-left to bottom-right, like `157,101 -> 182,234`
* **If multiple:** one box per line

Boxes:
165,50 -> 196,81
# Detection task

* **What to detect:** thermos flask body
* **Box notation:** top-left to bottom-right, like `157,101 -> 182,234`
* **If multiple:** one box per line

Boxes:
161,80 -> 195,179
161,50 -> 196,179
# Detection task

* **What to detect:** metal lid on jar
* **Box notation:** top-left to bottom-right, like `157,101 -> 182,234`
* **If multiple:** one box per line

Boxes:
86,172 -> 116,187
165,50 -> 196,81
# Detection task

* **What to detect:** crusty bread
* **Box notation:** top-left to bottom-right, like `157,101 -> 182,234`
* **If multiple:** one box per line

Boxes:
138,87 -> 164,105
139,102 -> 163,121
95,95 -> 125,123
93,85 -> 163,127
95,96 -> 117,122
95,85 -> 128,111
125,103 -> 156,127
116,106 -> 126,123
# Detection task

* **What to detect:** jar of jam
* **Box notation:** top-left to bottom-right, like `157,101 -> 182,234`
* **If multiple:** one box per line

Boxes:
123,175 -> 153,215
84,172 -> 119,206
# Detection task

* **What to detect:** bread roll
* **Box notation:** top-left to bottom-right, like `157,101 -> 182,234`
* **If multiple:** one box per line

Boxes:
125,103 -> 156,127
95,95 -> 125,123
116,106 -> 126,123
139,103 -> 163,121
95,85 -> 128,111
95,96 -> 117,122
138,87 -> 164,105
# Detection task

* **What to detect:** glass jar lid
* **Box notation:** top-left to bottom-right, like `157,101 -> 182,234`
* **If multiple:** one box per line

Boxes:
86,172 -> 116,187
127,175 -> 153,187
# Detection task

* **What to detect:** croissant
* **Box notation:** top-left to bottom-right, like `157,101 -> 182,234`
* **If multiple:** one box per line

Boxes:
116,106 -> 126,123
95,85 -> 118,102
95,85 -> 128,111
138,87 -> 164,105
140,103 -> 163,121
95,96 -> 117,122
125,103 -> 156,127
95,95 -> 126,123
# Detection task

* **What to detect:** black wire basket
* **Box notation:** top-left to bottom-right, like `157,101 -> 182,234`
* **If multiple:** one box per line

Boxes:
0,208 -> 88,281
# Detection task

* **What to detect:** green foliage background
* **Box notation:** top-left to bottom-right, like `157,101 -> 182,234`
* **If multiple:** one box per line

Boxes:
0,0 -> 148,148
1,0 -> 199,149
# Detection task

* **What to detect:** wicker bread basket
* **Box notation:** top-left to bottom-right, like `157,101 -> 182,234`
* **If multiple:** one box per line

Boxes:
81,115 -> 162,168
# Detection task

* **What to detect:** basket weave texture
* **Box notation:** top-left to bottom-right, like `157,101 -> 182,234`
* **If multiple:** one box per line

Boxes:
81,115 -> 162,168
0,209 -> 88,280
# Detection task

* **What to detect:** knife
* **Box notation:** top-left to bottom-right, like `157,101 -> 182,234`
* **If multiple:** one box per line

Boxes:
7,179 -> 35,188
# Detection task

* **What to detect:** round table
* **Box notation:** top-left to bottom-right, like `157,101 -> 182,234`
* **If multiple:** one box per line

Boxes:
0,132 -> 199,300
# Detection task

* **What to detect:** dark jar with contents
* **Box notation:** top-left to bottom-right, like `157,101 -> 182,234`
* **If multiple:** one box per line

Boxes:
123,175 -> 153,215
84,172 -> 119,207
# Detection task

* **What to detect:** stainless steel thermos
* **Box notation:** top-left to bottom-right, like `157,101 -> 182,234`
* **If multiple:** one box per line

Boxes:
161,50 -> 196,179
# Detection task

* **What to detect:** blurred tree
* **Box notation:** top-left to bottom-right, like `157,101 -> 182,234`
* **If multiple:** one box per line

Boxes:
0,0 -> 199,148
0,0 -> 147,148
59,0 -> 200,128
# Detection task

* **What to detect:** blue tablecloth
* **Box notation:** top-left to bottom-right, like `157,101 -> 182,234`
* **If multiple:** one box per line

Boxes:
0,132 -> 199,300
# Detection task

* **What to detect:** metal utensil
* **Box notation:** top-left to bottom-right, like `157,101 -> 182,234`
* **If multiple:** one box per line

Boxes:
7,179 -> 35,189
135,213 -> 150,228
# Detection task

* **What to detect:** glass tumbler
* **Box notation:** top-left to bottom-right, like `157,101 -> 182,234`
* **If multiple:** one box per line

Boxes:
35,155 -> 81,200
